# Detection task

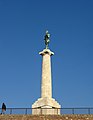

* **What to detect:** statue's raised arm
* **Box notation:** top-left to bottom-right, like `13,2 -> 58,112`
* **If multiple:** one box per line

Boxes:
44,30 -> 50,49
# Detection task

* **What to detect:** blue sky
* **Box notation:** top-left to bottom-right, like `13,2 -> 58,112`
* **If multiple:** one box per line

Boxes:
0,0 -> 93,108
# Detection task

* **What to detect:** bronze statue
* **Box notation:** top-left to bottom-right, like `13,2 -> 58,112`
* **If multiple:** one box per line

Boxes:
44,30 -> 50,49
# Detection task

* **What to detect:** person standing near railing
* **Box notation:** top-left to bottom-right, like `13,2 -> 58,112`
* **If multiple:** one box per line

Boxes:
1,103 -> 6,114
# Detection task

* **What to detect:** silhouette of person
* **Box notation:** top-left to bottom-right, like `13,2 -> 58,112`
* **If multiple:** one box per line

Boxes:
1,103 -> 6,114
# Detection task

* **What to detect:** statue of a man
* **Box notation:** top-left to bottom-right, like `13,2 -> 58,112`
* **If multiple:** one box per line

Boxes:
44,30 -> 50,49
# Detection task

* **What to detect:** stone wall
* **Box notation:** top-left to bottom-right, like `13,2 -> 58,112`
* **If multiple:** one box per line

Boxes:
0,115 -> 93,120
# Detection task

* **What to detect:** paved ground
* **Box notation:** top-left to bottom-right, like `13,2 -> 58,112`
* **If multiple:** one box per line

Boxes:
0,115 -> 93,120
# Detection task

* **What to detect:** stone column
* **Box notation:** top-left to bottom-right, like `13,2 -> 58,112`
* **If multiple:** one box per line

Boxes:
39,49 -> 54,98
32,48 -> 61,115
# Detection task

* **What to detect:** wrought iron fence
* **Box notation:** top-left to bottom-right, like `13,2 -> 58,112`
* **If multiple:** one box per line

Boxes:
0,108 -> 93,115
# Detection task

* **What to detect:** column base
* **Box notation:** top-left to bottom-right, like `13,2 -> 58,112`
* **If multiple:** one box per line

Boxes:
32,97 -> 61,115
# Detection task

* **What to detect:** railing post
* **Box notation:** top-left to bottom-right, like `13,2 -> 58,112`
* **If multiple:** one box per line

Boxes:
57,108 -> 58,115
72,108 -> 74,114
25,108 -> 27,114
41,108 -> 42,115
88,108 -> 90,114
10,108 -> 12,114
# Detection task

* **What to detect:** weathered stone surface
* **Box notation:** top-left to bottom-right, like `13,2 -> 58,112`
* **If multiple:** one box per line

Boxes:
32,49 -> 61,114
32,98 -> 60,114
40,49 -> 54,98
0,115 -> 93,120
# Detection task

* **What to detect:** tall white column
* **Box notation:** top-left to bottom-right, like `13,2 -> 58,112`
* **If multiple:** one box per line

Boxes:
39,49 -> 54,98
32,49 -> 61,115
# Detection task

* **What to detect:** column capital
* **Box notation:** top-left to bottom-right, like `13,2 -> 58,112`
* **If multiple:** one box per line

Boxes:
39,49 -> 54,56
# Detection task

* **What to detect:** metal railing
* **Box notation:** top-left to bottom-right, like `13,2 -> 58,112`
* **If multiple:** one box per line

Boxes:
0,108 -> 93,115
